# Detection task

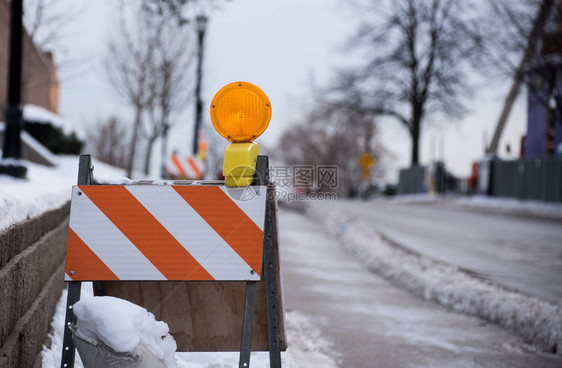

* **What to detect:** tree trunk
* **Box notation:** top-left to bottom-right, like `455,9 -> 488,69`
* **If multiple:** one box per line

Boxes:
143,136 -> 157,175
126,107 -> 142,178
411,120 -> 421,166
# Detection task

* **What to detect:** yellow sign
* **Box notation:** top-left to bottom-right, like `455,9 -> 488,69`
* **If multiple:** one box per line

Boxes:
359,153 -> 375,179
359,153 -> 375,169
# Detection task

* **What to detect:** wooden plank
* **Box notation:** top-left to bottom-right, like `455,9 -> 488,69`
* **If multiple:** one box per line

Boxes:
101,277 -> 286,352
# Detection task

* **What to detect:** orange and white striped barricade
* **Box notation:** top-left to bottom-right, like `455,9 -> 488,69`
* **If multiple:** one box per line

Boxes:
60,154 -> 284,368
166,153 -> 205,179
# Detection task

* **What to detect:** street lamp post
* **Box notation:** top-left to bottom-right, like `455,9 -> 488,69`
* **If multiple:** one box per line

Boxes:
160,122 -> 169,179
192,14 -> 207,156
1,0 -> 27,178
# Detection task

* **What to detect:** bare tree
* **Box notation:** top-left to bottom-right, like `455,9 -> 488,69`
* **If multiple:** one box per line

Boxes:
106,5 -> 160,177
86,116 -> 128,169
141,0 -> 227,22
23,0 -> 75,49
481,0 -> 559,153
277,105 -> 387,196
478,0 -> 561,77
332,0 -> 483,166
139,8 -> 193,175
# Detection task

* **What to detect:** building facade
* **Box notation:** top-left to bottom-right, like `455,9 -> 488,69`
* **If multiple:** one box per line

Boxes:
0,0 -> 59,114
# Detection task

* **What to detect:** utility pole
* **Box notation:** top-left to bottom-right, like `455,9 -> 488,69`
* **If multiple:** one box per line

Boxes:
160,122 -> 169,179
192,14 -> 208,156
1,0 -> 27,177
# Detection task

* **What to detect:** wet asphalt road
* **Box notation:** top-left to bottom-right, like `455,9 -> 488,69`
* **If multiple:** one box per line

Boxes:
322,200 -> 562,304
278,209 -> 562,368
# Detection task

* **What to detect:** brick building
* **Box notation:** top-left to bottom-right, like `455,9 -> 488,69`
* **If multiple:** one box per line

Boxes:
0,0 -> 59,114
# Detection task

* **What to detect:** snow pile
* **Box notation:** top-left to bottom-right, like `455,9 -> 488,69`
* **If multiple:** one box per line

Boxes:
280,311 -> 339,368
308,205 -> 562,354
23,104 -> 74,134
0,156 -> 125,233
455,196 -> 562,221
42,284 -> 340,367
73,296 -> 177,368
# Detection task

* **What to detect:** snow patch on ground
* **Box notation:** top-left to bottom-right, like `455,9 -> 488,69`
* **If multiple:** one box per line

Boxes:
42,286 -> 339,368
174,309 -> 339,368
41,283 -> 94,368
308,205 -> 562,354
386,193 -> 440,204
0,156 -> 125,233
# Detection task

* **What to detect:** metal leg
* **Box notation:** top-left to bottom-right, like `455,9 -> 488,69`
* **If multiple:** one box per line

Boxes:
239,281 -> 258,368
60,281 -> 81,368
264,188 -> 282,368
60,155 -> 92,367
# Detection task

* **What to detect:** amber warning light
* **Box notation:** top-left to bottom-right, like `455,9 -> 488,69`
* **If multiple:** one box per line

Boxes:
210,82 -> 271,143
210,82 -> 271,186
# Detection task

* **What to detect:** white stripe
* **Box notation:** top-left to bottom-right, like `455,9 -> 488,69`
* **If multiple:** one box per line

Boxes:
64,273 -> 72,281
186,157 -> 204,178
219,186 -> 266,231
167,157 -> 182,175
167,160 -> 180,175
185,158 -> 198,178
69,186 -> 166,281
126,185 -> 259,280
183,160 -> 196,178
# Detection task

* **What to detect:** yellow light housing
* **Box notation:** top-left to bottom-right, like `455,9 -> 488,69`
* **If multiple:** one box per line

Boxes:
210,81 -> 271,143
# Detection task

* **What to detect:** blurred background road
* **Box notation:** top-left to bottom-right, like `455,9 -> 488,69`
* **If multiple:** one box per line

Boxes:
279,209 -> 562,368
320,199 -> 562,304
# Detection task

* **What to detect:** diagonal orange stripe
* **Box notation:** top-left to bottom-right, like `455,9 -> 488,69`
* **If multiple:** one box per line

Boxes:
173,186 -> 263,274
66,228 -> 119,281
80,186 -> 214,281
186,158 -> 203,179
171,154 -> 187,176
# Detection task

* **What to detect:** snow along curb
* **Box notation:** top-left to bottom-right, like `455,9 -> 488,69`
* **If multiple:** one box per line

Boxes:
308,206 -> 562,355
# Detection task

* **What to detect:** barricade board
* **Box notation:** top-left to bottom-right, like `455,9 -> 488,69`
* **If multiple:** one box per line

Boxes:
65,184 -> 267,281
96,184 -> 287,353
167,154 -> 205,179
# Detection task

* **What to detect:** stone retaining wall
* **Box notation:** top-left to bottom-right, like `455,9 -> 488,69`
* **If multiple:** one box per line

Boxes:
0,202 -> 70,368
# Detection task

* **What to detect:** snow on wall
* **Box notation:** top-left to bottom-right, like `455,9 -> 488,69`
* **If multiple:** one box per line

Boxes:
0,156 -> 125,233
308,205 -> 562,354
23,104 -> 73,134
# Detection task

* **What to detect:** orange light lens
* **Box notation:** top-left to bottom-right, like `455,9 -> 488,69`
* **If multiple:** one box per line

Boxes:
210,82 -> 271,142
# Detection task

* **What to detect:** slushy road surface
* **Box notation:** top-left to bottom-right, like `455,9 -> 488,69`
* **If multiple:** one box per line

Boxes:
320,199 -> 562,304
279,210 -> 561,367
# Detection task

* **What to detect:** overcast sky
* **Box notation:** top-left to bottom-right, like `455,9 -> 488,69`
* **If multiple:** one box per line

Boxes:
53,0 -> 527,181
